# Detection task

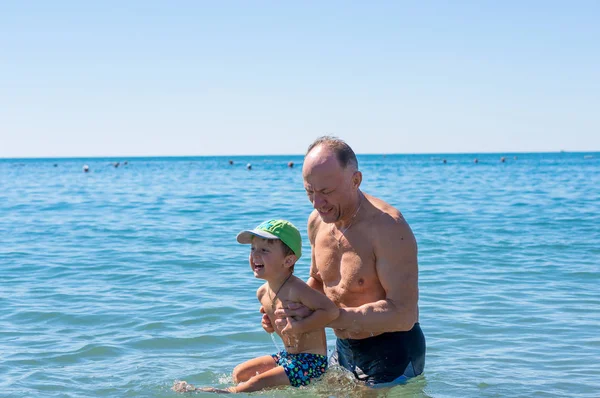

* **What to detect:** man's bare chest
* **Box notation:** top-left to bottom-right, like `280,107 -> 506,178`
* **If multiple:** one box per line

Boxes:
314,231 -> 379,294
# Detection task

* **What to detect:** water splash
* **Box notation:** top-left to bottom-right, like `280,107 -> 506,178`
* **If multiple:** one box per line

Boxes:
270,332 -> 283,352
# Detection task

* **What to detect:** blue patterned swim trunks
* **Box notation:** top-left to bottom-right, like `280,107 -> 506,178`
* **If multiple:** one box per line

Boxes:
271,351 -> 328,387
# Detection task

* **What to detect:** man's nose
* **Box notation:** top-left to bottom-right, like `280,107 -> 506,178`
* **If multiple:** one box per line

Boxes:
312,193 -> 326,208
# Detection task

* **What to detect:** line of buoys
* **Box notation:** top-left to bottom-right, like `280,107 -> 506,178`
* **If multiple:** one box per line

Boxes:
74,155 -> 531,174
79,161 -> 131,172
225,160 -> 297,169
436,156 -> 519,164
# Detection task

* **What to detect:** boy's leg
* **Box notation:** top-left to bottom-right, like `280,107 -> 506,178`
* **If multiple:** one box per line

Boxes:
232,355 -> 278,383
231,366 -> 290,393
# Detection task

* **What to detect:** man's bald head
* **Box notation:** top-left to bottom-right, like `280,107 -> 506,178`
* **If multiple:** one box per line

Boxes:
305,136 -> 358,172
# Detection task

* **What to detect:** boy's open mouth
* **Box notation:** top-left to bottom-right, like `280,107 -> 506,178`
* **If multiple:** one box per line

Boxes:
254,264 -> 264,270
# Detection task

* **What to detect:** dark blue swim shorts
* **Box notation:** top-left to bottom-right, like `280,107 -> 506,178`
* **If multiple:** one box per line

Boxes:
330,322 -> 426,387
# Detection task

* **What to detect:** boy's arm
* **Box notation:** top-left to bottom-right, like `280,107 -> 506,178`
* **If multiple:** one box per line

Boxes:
281,282 -> 339,335
274,212 -> 323,328
257,284 -> 267,302
257,284 -> 276,333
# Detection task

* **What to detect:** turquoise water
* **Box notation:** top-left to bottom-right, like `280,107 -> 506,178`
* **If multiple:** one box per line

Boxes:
1,153 -> 599,398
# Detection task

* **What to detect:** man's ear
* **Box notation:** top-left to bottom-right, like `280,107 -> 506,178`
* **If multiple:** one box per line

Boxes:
352,171 -> 362,189
284,255 -> 297,268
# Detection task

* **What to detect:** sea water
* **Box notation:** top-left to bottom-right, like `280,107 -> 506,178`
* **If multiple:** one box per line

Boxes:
1,153 -> 599,397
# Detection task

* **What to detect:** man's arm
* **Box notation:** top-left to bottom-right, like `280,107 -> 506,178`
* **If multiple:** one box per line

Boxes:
281,282 -> 339,335
329,216 -> 419,334
307,211 -> 325,294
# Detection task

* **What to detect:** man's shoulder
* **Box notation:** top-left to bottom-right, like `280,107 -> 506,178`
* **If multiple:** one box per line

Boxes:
308,209 -> 321,227
307,210 -> 322,242
364,193 -> 415,244
364,193 -> 407,224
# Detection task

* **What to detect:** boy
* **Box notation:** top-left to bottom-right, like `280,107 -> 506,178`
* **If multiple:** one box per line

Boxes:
174,219 -> 339,394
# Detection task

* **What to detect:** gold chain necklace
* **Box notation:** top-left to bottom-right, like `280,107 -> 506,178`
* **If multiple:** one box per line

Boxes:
331,196 -> 362,248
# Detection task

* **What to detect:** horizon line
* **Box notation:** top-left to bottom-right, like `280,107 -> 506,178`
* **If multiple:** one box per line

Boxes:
1,149 -> 599,161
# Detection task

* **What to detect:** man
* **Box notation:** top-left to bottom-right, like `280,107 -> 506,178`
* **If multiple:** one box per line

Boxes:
264,136 -> 425,387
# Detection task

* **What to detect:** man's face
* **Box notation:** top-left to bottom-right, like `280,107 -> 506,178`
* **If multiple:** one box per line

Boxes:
302,147 -> 354,223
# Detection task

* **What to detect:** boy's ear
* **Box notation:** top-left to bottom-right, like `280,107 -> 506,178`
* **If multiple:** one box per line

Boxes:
284,255 -> 297,268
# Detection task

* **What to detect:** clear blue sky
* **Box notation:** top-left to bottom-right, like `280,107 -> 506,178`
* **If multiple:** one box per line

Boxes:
1,1 -> 598,157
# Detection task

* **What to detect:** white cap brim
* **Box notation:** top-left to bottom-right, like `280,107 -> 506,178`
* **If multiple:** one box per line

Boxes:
236,229 -> 279,244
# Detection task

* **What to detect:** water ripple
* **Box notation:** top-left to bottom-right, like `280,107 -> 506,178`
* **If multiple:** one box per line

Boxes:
1,153 -> 599,397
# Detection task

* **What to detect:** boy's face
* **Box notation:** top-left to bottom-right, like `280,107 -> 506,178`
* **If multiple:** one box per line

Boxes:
249,237 -> 289,279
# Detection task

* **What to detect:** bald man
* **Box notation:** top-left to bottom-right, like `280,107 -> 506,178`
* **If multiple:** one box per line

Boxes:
267,136 -> 425,387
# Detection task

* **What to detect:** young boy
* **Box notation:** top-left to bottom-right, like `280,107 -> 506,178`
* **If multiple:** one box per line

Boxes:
174,219 -> 339,394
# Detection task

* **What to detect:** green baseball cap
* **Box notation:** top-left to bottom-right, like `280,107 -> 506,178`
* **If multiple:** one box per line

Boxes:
236,219 -> 302,259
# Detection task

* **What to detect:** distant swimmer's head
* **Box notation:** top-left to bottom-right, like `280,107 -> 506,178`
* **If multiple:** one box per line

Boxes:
237,220 -> 302,278
303,136 -> 362,224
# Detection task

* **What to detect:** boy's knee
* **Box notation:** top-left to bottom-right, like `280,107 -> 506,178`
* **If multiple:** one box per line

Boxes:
232,364 -> 244,383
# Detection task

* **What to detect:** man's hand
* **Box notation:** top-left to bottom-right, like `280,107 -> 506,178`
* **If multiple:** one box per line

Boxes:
260,306 -> 275,334
272,301 -> 313,330
280,316 -> 295,336
274,300 -> 313,319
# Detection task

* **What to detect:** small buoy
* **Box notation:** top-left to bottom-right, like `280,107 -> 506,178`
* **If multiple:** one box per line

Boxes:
246,163 -> 252,170
83,165 -> 89,172
288,161 -> 294,168
500,157 -> 506,163
474,158 -> 478,164
229,160 -> 234,165
442,159 -> 447,164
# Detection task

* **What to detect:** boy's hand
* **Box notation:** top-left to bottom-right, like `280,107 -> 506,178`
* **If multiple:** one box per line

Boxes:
260,306 -> 275,333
